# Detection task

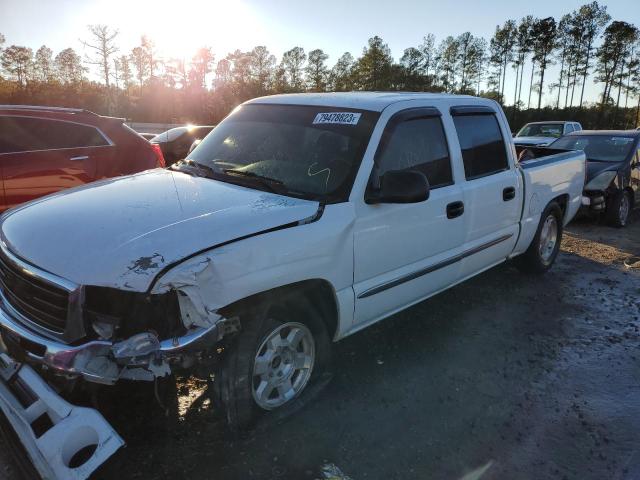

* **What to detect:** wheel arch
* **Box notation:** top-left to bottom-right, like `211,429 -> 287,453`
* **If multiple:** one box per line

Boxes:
549,193 -> 569,223
219,279 -> 340,341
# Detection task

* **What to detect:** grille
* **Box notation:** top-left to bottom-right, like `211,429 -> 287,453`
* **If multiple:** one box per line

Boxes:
0,250 -> 69,334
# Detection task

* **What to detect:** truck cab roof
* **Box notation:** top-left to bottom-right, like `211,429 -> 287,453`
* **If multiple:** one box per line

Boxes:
245,92 -> 493,112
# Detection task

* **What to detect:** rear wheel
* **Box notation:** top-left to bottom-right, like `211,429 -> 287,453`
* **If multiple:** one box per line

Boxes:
606,190 -> 631,228
515,202 -> 563,274
214,295 -> 330,430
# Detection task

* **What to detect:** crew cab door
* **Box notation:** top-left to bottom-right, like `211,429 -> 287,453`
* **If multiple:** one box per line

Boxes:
352,107 -> 466,327
449,106 -> 521,277
0,116 -> 106,209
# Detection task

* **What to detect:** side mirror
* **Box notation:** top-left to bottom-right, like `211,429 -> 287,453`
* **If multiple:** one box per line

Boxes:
365,170 -> 430,205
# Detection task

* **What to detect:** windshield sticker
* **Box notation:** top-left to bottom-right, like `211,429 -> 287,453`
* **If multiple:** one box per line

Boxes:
313,112 -> 361,125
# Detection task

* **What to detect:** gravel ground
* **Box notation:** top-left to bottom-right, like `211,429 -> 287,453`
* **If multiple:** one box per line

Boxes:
1,212 -> 639,480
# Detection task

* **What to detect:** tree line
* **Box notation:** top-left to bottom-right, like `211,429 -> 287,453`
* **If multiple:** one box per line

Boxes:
0,1 -> 639,128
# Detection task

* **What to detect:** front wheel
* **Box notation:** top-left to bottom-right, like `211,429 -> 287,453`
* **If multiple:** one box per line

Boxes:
214,296 -> 330,430
606,190 -> 631,228
515,203 -> 563,274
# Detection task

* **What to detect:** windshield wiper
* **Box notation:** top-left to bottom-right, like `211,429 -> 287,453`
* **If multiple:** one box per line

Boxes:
170,159 -> 217,178
222,169 -> 287,194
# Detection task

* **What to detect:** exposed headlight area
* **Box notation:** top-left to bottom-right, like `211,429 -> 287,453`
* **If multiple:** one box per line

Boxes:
83,286 -> 184,341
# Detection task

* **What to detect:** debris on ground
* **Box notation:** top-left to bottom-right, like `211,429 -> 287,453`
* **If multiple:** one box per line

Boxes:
318,463 -> 354,480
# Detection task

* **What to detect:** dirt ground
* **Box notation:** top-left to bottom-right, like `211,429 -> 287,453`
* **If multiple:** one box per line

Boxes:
1,212 -> 639,480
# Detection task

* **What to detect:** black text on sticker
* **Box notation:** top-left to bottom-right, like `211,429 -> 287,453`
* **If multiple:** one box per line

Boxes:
313,112 -> 361,125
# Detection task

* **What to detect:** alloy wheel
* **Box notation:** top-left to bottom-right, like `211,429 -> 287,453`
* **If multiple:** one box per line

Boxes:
539,214 -> 558,265
251,322 -> 315,410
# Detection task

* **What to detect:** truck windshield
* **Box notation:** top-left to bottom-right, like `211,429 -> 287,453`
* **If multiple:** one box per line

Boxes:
550,135 -> 636,162
516,123 -> 564,138
185,104 -> 379,202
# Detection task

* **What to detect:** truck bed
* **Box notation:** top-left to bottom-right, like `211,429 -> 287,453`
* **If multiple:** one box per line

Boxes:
511,148 -> 586,257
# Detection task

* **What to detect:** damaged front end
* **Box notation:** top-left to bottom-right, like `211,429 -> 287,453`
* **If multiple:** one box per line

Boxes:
0,245 -> 237,479
0,284 -> 234,386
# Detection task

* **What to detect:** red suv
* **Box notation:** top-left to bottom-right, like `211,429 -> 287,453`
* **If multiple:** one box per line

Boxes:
0,105 -> 165,211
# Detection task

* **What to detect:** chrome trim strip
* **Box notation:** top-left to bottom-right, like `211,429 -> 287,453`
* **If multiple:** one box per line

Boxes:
357,234 -> 513,299
159,324 -> 219,353
0,144 -> 115,157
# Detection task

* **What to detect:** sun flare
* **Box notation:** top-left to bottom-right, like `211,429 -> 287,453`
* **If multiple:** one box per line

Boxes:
92,0 -> 263,60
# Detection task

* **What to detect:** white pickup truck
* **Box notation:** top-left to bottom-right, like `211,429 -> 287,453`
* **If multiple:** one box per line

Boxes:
513,120 -> 583,147
0,93 -> 585,478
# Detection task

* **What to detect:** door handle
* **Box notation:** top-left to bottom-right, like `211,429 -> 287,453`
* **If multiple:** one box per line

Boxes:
70,155 -> 89,161
446,201 -> 464,219
503,186 -> 516,201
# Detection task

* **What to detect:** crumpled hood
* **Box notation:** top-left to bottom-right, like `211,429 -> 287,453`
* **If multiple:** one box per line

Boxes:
0,169 -> 319,291
513,136 -> 557,146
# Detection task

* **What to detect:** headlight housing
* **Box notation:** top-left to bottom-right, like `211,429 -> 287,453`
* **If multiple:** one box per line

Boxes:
83,286 -> 183,340
585,171 -> 616,191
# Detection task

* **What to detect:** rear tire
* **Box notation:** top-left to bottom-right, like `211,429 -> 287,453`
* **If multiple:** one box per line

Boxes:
515,202 -> 563,274
605,190 -> 631,228
213,295 -> 330,431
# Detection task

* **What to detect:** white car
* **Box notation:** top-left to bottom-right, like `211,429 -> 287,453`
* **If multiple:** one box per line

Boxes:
0,93 -> 586,479
514,121 -> 582,147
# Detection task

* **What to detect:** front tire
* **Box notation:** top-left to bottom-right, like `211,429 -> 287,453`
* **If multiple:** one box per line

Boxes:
214,296 -> 330,430
606,190 -> 631,228
515,202 -> 563,274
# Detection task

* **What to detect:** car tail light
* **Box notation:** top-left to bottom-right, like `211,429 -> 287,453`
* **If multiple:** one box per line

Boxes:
151,143 -> 165,167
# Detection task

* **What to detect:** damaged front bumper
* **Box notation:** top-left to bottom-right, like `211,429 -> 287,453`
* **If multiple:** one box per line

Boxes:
0,271 -> 236,478
0,351 -> 124,479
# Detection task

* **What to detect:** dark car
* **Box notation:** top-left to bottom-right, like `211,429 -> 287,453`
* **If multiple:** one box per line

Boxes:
151,125 -> 214,166
0,105 -> 165,211
549,130 -> 640,227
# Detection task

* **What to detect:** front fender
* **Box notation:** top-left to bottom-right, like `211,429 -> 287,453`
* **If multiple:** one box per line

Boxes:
150,203 -> 357,335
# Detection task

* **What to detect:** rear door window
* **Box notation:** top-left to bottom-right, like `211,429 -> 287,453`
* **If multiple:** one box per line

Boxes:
0,116 -> 32,153
0,116 -> 109,154
452,113 -> 509,180
376,115 -> 453,188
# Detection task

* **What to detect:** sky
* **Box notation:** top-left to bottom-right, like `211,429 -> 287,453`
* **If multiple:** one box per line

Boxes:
1,0 -> 639,106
